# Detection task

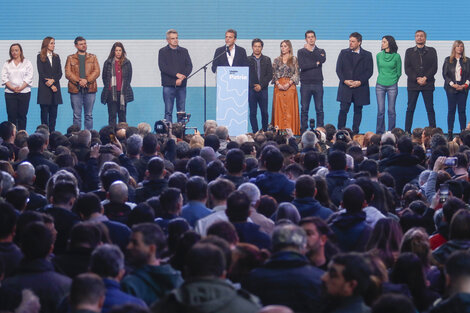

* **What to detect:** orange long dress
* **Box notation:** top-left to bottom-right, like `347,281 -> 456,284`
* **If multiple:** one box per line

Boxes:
271,57 -> 300,135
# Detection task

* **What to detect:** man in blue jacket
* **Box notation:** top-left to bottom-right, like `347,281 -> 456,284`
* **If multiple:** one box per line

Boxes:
158,29 -> 192,123
336,32 -> 373,134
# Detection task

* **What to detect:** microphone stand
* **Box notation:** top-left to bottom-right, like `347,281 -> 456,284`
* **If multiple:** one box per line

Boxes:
187,48 -> 227,121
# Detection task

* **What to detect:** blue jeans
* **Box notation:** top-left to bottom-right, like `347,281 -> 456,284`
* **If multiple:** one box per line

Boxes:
300,84 -> 324,131
249,88 -> 268,132
70,92 -> 96,130
163,86 -> 186,123
376,83 -> 398,134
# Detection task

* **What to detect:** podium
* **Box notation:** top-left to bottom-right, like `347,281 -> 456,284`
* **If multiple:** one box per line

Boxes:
216,66 -> 249,136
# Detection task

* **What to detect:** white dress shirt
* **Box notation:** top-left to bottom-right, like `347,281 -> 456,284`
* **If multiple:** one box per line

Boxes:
1,58 -> 33,93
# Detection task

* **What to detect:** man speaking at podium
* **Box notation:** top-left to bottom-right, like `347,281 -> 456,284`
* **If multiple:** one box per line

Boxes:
211,29 -> 248,73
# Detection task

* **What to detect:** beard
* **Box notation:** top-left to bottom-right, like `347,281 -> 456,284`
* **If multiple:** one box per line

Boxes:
126,249 -> 149,268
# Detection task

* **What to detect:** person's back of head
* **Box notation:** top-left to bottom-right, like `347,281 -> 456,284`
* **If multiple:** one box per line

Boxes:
185,242 -> 226,278
5,186 -> 29,211
127,203 -> 155,228
397,135 -> 413,154
358,159 -> 378,178
27,133 -> 46,153
208,178 -> 235,202
238,182 -> 261,208
186,156 -> 207,178
449,209 -> 470,241
74,192 -> 102,219
355,177 -> 375,204
70,273 -> 106,311
168,171 -> 187,194
0,202 -> 17,240
341,184 -> 365,213
303,151 -> 320,171
69,222 -> 101,250
15,161 -> 36,185
271,224 -> 307,253
204,134 -> 220,152
200,235 -> 232,271
443,197 -> 466,224
264,148 -> 284,172
77,130 -> 91,147
284,163 -> 304,180
147,156 -> 165,179
295,175 -> 316,199
371,294 -> 415,313
328,150 -> 347,171
186,176 -> 208,202
126,134 -> 143,156
100,168 -> 124,192
108,180 -> 128,204
275,203 -> 300,224
99,125 -> 115,145
142,133 -> 158,155
207,221 -> 239,246
0,121 -> 15,141
200,146 -> 216,164
207,159 -> 227,182
215,126 -> 228,140
430,133 -> 448,151
159,187 -> 182,215
226,190 -> 251,223
52,180 -> 78,207
90,244 -> 124,279
380,132 -> 396,146
225,148 -> 245,174
21,222 -> 53,260
301,131 -> 318,148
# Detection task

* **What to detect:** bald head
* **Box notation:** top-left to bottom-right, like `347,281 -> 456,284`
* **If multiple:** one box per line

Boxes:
16,161 -> 35,185
108,180 -> 128,203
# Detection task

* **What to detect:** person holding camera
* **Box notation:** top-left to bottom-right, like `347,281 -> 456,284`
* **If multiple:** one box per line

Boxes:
65,36 -> 100,130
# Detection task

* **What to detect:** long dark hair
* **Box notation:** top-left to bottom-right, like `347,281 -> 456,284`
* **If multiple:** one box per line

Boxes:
382,35 -> 398,53
107,42 -> 127,64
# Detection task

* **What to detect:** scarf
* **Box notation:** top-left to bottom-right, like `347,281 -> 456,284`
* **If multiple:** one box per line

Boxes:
111,59 -> 126,111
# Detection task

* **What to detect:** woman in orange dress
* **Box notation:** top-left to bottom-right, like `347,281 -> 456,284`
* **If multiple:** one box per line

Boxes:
271,40 -> 300,135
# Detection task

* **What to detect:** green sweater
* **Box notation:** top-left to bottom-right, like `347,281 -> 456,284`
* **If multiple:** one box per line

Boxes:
376,51 -> 402,86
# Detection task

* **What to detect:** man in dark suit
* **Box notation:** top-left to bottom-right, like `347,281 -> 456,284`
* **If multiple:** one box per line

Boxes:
336,32 -> 373,134
211,29 -> 248,73
404,30 -> 438,133
248,38 -> 272,132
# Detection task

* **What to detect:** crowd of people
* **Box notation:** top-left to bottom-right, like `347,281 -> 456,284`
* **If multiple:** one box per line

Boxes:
1,118 -> 470,313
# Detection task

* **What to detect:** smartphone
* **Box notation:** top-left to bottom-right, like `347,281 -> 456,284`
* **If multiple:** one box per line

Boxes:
439,183 -> 450,203
426,149 -> 432,158
444,157 -> 457,167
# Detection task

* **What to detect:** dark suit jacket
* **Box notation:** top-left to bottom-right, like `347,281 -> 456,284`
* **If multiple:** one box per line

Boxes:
37,54 -> 63,105
405,45 -> 438,91
442,56 -> 470,94
211,44 -> 248,73
248,54 -> 273,89
336,48 -> 373,106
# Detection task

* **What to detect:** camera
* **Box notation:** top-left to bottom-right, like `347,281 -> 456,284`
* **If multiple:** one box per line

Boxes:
309,118 -> 316,131
439,183 -> 450,203
176,111 -> 191,125
99,144 -> 113,154
336,130 -> 349,142
154,120 -> 170,135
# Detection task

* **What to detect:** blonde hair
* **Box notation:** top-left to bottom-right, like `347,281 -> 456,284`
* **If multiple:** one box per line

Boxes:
450,40 -> 466,64
279,40 -> 294,67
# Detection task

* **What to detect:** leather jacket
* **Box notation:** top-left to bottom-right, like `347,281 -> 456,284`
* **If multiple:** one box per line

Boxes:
65,52 -> 100,93
442,56 -> 470,94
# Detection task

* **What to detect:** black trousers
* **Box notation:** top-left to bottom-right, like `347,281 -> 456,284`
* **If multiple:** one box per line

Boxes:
338,100 -> 363,134
5,92 -> 30,130
107,92 -> 126,126
40,103 -> 58,132
405,90 -> 436,133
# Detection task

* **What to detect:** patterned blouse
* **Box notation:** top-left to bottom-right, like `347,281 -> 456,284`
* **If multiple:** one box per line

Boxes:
272,56 -> 299,85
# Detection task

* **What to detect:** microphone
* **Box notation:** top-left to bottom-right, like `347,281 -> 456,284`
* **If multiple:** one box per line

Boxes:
226,45 -> 231,56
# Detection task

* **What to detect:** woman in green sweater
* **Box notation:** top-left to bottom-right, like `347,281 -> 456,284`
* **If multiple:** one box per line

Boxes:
376,36 -> 401,134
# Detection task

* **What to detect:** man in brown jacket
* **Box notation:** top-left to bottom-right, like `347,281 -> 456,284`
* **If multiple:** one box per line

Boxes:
65,36 -> 100,130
